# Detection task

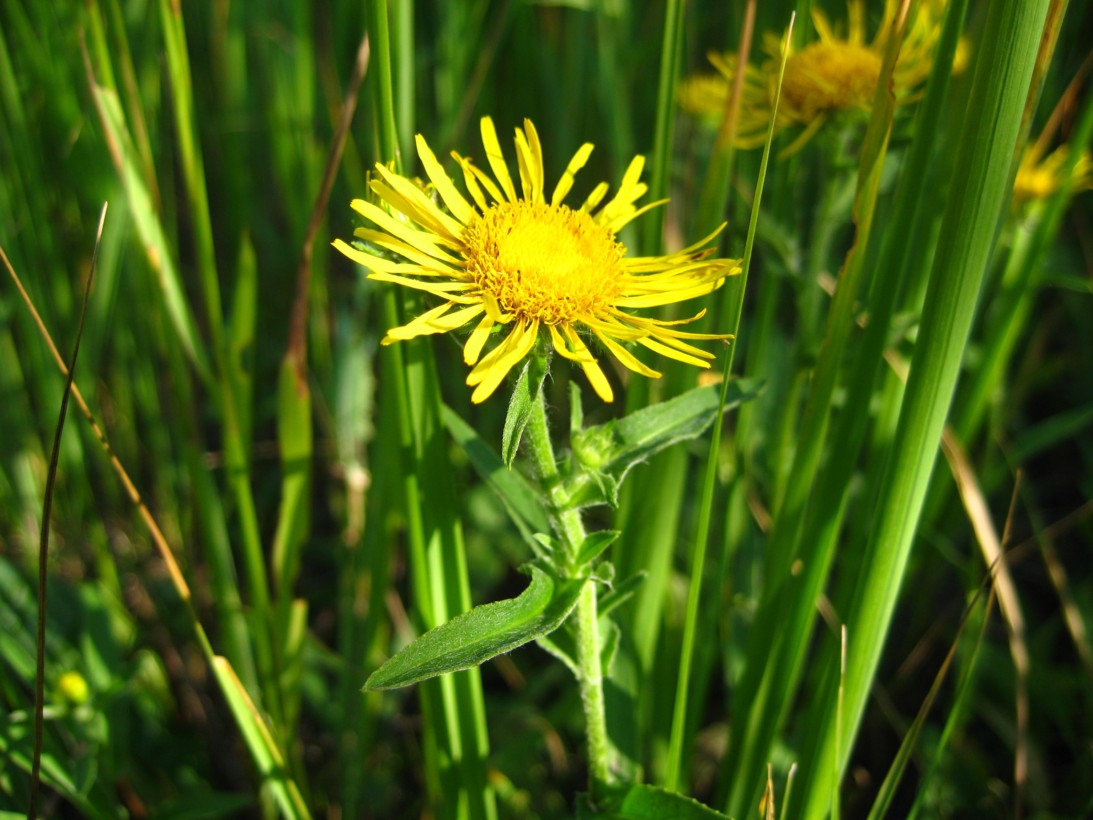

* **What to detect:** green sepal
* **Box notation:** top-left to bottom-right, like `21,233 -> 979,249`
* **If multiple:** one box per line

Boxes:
502,354 -> 549,467
364,564 -> 585,690
566,379 -> 762,508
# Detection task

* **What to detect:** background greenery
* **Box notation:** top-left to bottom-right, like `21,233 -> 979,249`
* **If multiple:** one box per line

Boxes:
1,0 -> 1090,817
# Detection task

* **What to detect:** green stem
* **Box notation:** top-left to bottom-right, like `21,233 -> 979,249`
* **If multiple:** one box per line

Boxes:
575,580 -> 611,795
525,370 -> 612,802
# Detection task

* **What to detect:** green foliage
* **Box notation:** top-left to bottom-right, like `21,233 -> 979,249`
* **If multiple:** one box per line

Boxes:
567,379 -> 763,507
502,354 -> 550,467
1,0 -> 1091,817
579,783 -> 732,818
365,564 -> 586,690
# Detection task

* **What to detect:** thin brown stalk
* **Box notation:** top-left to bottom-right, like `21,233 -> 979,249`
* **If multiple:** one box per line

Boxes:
29,203 -> 106,819
286,32 -> 371,379
941,432 -> 1028,817
716,0 -> 756,152
1,239 -> 191,602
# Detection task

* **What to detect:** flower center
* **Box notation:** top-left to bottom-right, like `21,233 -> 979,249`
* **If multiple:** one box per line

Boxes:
782,41 -> 882,120
463,200 -> 625,325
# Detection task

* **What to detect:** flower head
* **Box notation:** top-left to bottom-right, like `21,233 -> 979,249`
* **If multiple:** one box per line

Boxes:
335,117 -> 739,403
1012,141 -> 1092,207
681,0 -> 953,152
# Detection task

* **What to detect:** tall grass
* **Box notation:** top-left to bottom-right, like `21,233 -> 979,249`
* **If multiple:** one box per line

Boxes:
1,1 -> 1090,817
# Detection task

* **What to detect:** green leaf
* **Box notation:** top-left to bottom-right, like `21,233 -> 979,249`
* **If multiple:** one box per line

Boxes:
89,84 -> 211,383
365,565 -> 586,690
614,784 -> 731,818
570,379 -> 585,435
567,379 -> 762,507
577,530 -> 620,566
209,658 -> 311,819
599,571 -> 646,618
271,354 -> 312,599
578,784 -> 732,818
502,354 -> 549,467
535,607 -> 621,679
442,404 -> 552,550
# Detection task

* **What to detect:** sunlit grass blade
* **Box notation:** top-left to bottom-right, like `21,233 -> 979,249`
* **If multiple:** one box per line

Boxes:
155,0 -> 279,731
368,1 -> 496,815
869,583 -> 994,820
211,658 -> 311,819
30,204 -> 103,820
790,2 -> 1054,815
86,82 -> 210,383
722,1 -> 921,811
662,10 -> 790,794
2,238 -> 307,817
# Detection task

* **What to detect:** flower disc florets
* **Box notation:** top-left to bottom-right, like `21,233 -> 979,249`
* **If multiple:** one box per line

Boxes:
781,41 -> 882,120
464,201 -> 625,326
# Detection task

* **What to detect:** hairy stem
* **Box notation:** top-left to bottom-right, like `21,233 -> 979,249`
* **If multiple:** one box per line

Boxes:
524,371 -> 613,801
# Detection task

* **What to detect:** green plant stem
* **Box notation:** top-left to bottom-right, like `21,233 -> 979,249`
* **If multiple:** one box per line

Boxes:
525,374 -> 612,802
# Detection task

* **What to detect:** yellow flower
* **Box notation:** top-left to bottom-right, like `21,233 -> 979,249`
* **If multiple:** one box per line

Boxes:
1012,141 -> 1092,206
335,117 -> 739,404
681,0 -> 951,152
57,671 -> 90,705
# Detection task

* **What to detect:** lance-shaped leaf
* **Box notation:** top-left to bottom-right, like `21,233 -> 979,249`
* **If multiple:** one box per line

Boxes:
365,565 -> 585,690
502,354 -> 549,466
565,379 -> 762,507
577,784 -> 731,818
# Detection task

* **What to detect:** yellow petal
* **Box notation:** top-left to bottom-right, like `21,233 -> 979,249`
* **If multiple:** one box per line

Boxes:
552,142 -> 595,207
416,134 -> 476,225
351,198 -> 462,259
353,228 -> 463,273
453,154 -> 491,211
384,302 -> 484,341
580,358 -> 614,403
368,272 -> 475,297
638,336 -> 714,367
593,330 -> 662,378
372,165 -> 464,242
613,280 -> 722,308
580,181 -> 610,213
479,116 -> 517,202
464,314 -> 496,365
515,120 -> 544,203
548,324 -> 594,362
468,320 -> 539,403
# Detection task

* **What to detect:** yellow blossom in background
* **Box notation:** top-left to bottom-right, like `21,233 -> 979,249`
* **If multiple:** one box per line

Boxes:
680,0 -> 954,152
335,117 -> 739,403
57,671 -> 90,706
1012,141 -> 1093,207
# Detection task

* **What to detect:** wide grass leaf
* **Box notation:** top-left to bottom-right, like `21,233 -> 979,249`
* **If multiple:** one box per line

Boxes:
365,564 -> 586,690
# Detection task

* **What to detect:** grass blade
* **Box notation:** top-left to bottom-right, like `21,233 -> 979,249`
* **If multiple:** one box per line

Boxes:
791,2 -> 1054,815
30,204 -> 105,820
